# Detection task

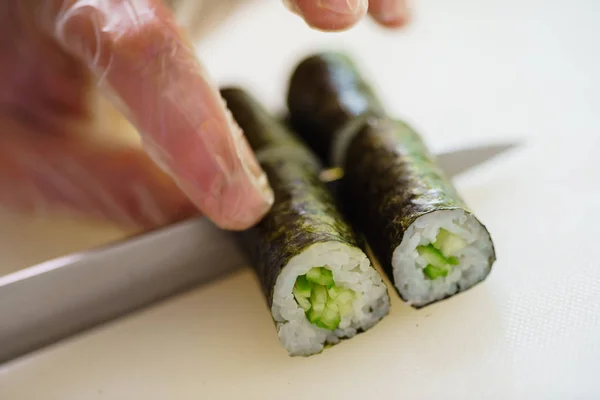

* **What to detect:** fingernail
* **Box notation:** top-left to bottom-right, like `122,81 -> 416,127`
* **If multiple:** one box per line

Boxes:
232,124 -> 274,206
317,0 -> 367,15
372,0 -> 411,26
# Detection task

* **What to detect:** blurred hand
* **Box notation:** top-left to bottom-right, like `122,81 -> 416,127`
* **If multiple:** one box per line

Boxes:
284,0 -> 410,30
0,0 -> 408,231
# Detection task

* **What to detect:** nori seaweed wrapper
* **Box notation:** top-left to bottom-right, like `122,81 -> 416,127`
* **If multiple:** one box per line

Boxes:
286,53 -> 496,306
286,52 -> 386,164
342,117 -> 496,305
220,87 -> 365,308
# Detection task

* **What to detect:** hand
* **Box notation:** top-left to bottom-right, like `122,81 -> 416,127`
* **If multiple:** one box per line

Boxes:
284,0 -> 410,30
0,0 -> 408,232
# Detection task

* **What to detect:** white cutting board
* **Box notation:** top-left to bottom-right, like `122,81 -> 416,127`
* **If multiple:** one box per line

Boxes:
2,0 -> 600,398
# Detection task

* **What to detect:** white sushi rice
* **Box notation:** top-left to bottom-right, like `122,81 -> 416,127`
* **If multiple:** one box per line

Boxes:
392,209 -> 494,308
272,241 -> 390,356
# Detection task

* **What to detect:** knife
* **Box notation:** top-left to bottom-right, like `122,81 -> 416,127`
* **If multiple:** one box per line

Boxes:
0,142 -> 516,364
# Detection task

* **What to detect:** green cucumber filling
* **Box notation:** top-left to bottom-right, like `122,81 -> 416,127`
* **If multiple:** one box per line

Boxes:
292,267 -> 355,330
418,229 -> 467,280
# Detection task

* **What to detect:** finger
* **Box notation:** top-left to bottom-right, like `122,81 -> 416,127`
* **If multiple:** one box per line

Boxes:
367,0 -> 411,28
0,116 -> 198,230
283,0 -> 368,31
45,0 -> 273,230
0,10 -> 91,126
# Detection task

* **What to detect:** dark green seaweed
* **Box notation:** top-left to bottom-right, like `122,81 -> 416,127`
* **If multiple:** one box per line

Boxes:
342,118 -> 496,307
221,88 -> 366,309
286,52 -> 386,164
286,53 -> 496,308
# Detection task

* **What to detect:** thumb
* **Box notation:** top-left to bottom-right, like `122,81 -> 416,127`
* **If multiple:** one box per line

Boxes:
45,0 -> 273,230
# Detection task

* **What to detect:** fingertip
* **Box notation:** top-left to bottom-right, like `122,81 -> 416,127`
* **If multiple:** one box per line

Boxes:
178,167 -> 273,231
139,113 -> 274,231
285,0 -> 368,31
371,13 -> 410,29
368,0 -> 411,29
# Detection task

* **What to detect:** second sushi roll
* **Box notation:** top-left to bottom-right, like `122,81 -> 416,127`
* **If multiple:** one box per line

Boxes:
287,53 -> 496,308
221,88 -> 390,356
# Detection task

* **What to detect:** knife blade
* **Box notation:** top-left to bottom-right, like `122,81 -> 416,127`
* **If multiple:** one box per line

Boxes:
318,141 -> 517,183
0,142 -> 517,364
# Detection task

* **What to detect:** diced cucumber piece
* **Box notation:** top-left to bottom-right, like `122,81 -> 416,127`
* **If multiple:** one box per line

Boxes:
312,302 -> 325,313
447,256 -> 459,265
306,267 -> 322,284
327,286 -> 340,299
293,276 -> 312,298
317,268 -> 334,287
307,307 -> 322,323
318,307 -> 341,330
303,278 -> 355,328
326,300 -> 339,312
434,229 -> 467,257
336,290 -> 354,306
311,284 -> 327,313
423,264 -> 449,280
295,295 -> 311,311
314,320 -> 327,329
417,244 -> 448,269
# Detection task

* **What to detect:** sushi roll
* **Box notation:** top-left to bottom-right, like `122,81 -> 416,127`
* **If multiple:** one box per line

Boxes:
220,88 -> 390,356
286,53 -> 386,165
286,53 -> 496,308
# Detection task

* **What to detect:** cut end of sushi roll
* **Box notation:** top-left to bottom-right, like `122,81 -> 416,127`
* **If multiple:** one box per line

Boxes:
272,241 -> 390,356
392,209 -> 495,308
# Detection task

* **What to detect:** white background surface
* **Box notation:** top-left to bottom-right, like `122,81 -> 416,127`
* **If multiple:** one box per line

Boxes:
2,0 -> 600,398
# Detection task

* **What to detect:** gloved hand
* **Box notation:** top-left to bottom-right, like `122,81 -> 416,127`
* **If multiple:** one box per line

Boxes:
0,0 -> 409,231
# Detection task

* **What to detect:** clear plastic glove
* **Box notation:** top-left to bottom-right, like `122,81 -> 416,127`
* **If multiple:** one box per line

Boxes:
0,0 -> 409,232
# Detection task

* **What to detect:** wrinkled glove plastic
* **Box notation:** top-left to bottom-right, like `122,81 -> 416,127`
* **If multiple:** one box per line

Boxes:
0,0 -> 409,232
0,0 -> 274,231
